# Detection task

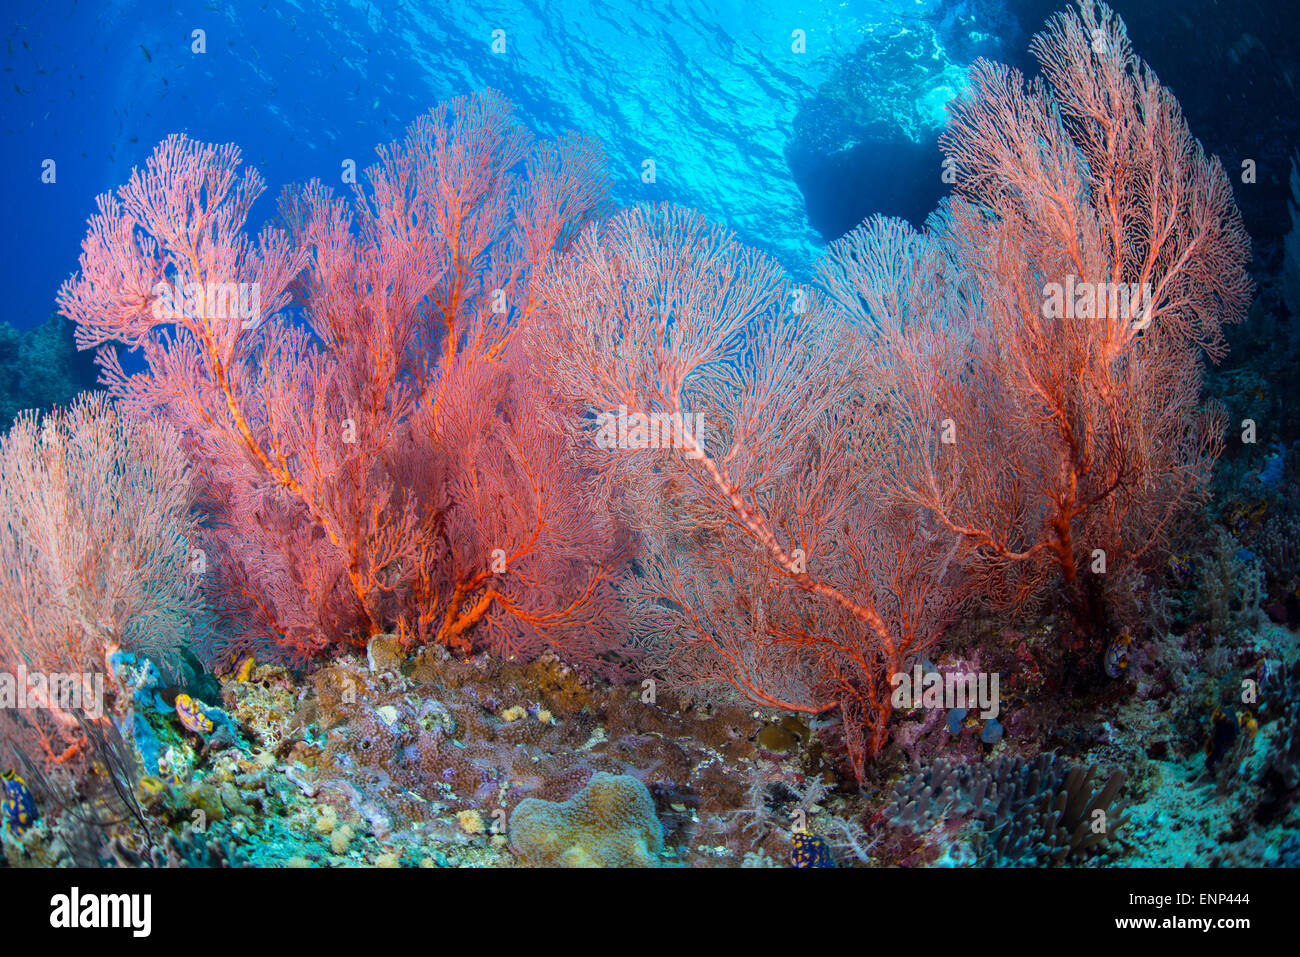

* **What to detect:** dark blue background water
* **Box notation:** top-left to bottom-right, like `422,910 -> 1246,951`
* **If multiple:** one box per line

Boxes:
2,0 -> 1297,332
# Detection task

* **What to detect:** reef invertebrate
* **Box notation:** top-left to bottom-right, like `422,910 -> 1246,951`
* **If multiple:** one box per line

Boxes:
508,771 -> 665,867
887,754 -> 1129,866
58,92 -> 626,670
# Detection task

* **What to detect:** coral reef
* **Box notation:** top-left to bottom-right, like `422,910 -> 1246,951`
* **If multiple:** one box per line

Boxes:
0,1 -> 1294,871
0,315 -> 98,430
534,0 -> 1251,779
1258,659 -> 1300,824
886,755 -> 1129,866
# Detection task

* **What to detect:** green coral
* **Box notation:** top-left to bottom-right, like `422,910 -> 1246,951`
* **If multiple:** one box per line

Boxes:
508,772 -> 664,867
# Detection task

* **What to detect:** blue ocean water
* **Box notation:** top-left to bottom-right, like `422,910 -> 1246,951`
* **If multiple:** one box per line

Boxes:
0,0 -> 1037,329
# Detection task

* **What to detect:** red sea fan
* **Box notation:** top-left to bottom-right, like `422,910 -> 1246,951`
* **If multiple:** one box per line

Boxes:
0,392 -> 204,762
58,91 -> 627,672
534,204 -> 978,778
534,0 -> 1254,775
406,350 -> 631,670
822,0 -> 1252,637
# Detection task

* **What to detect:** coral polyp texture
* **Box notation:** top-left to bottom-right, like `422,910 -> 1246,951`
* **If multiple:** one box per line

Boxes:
0,0 -> 1295,876
509,772 -> 665,867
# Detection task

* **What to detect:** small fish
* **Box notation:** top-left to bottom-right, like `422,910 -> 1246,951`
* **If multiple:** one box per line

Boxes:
1167,553 -> 1194,585
139,44 -> 151,62
1,770 -> 37,834
1104,631 -> 1132,679
791,831 -> 835,868
175,693 -> 214,734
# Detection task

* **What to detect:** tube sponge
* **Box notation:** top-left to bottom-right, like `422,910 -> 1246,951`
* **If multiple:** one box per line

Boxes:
508,771 -> 664,867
